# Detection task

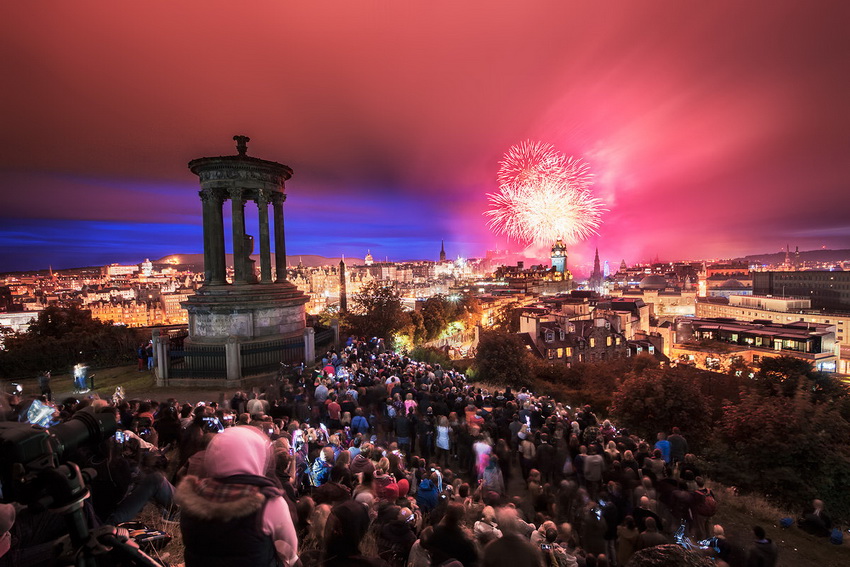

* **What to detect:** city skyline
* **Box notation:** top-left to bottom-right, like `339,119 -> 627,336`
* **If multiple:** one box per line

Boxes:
2,2 -> 850,272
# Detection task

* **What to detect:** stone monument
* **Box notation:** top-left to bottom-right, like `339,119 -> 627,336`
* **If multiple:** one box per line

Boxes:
178,136 -> 309,383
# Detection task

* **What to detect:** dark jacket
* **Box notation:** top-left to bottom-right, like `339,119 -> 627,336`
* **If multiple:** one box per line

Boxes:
178,477 -> 280,567
747,539 -> 779,567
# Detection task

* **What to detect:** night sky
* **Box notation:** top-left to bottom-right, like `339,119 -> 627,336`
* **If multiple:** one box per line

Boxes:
2,2 -> 850,275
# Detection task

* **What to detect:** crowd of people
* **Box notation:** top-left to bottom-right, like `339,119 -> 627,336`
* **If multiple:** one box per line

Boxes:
0,336 -> 812,567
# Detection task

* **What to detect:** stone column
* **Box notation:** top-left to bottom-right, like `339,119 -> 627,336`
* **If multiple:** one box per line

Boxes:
229,187 -> 247,284
225,336 -> 242,382
303,326 -> 315,363
153,329 -> 169,385
257,191 -> 273,284
331,318 -> 340,348
272,193 -> 287,282
205,189 -> 227,285
199,190 -> 215,285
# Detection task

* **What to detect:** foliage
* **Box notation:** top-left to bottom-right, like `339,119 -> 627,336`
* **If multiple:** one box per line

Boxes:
752,355 -> 847,403
706,386 -> 850,521
474,330 -> 534,388
529,356 -> 644,413
420,296 -> 448,341
346,281 -> 410,342
489,302 -> 522,333
408,346 -> 453,369
345,287 -> 480,348
28,305 -> 110,338
415,294 -> 481,343
0,306 -> 147,379
610,365 -> 713,445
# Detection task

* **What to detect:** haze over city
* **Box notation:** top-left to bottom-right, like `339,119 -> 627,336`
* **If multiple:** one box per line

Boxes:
2,1 -> 850,272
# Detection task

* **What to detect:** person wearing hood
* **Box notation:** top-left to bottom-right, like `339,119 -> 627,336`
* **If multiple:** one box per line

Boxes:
175,426 -> 299,567
416,472 -> 440,513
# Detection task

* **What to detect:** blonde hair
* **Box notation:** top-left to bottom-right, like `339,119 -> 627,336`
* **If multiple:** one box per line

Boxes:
377,457 -> 390,474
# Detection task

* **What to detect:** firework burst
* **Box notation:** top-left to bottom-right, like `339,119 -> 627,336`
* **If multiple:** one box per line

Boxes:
486,140 -> 604,245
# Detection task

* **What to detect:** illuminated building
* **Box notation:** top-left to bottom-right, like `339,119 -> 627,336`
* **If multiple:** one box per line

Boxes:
550,239 -> 567,273
696,294 -> 850,373
673,317 -> 837,373
519,312 -> 630,365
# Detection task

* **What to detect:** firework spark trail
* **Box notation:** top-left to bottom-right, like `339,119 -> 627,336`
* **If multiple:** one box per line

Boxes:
486,140 -> 604,245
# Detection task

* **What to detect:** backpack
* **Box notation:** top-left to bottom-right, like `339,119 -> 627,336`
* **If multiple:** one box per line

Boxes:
693,489 -> 717,517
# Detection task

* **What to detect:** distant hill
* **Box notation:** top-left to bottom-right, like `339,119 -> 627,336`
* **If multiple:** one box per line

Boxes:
735,248 -> 850,265
154,253 -> 365,269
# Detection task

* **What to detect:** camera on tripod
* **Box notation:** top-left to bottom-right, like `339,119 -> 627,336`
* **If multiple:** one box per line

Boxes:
0,410 -> 114,504
0,411 -> 163,566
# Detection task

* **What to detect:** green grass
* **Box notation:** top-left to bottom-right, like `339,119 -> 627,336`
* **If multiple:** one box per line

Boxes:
5,364 -> 154,398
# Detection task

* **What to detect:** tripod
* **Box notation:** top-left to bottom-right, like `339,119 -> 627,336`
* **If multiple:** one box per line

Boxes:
39,462 -> 163,566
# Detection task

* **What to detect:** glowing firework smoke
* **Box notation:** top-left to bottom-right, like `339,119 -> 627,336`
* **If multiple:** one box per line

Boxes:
486,140 -> 604,245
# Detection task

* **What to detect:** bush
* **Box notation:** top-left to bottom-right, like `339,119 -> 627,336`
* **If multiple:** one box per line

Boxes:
705,386 -> 850,521
474,330 -> 534,388
408,346 -> 453,368
610,365 -> 713,445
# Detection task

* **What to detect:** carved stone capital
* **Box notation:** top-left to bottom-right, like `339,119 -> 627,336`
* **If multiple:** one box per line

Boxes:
257,189 -> 272,206
270,193 -> 287,206
199,188 -> 224,205
227,187 -> 246,203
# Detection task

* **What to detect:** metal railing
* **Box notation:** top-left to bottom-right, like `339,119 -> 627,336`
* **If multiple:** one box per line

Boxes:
241,335 -> 305,376
168,343 -> 227,379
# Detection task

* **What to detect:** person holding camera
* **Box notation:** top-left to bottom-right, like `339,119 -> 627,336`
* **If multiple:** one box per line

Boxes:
539,527 -> 577,567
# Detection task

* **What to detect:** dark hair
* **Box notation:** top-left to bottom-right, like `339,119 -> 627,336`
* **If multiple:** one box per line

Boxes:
753,525 -> 766,540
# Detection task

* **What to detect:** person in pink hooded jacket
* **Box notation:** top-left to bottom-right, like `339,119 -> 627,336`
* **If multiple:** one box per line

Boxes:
176,425 -> 299,567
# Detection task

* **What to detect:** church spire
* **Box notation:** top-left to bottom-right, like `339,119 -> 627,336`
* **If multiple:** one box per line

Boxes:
439,240 -> 446,262
589,247 -> 604,292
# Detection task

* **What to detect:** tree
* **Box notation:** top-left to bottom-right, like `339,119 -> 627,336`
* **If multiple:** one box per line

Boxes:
347,281 -> 409,342
707,386 -> 850,520
0,306 -> 146,379
421,296 -> 448,341
610,366 -> 712,445
448,295 -> 481,328
490,302 -> 521,333
753,355 -> 846,402
474,330 -> 534,388
27,305 -> 110,338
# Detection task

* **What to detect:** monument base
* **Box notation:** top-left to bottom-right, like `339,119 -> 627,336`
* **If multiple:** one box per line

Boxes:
165,281 -> 311,384
182,281 -> 309,342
